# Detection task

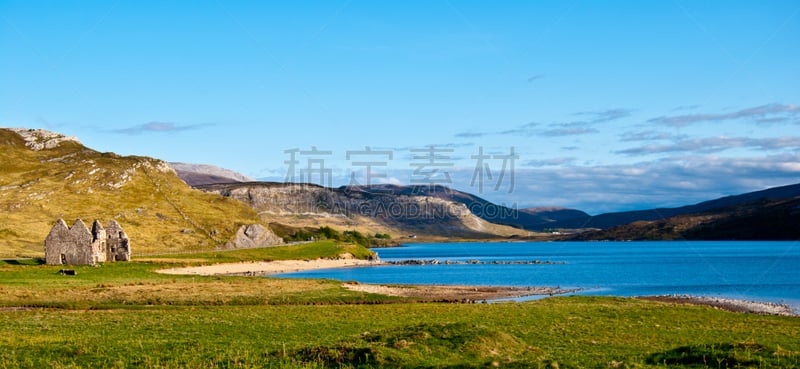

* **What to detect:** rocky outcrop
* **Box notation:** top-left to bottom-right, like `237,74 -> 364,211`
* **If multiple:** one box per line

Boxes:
224,224 -> 284,249
8,128 -> 81,151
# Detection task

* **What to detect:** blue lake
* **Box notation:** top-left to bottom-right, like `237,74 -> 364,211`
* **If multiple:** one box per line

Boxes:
276,241 -> 800,309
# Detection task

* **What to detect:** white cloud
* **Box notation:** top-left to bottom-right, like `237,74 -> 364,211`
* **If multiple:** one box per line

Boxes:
375,176 -> 404,185
112,121 -> 213,135
620,130 -> 684,141
616,136 -> 800,155
647,103 -> 800,127
525,157 -> 576,167
254,153 -> 800,214
466,153 -> 800,213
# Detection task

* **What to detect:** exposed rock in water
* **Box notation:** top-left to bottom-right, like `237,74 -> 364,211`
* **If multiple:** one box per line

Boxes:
223,224 -> 284,249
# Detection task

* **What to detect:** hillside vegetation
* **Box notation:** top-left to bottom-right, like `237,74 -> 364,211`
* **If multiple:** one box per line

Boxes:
0,128 -> 271,257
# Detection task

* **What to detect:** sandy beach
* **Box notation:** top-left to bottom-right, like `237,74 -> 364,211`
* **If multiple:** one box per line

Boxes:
156,258 -> 575,301
156,258 -> 381,276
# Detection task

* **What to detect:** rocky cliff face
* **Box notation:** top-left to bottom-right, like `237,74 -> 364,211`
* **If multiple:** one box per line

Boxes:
8,128 -> 81,151
199,183 -> 523,238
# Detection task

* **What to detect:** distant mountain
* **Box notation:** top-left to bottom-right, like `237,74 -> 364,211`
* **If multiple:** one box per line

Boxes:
571,195 -> 800,241
0,128 -> 279,257
197,182 -> 536,239
343,184 -> 587,231
169,162 -> 255,186
549,183 -> 800,229
519,207 -> 590,223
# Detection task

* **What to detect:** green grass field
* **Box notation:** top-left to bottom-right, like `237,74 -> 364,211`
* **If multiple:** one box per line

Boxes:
0,241 -> 387,309
1,242 -> 799,368
2,298 -> 798,368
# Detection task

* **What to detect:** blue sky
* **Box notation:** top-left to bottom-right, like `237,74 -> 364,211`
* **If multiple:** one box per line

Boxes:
2,1 -> 799,214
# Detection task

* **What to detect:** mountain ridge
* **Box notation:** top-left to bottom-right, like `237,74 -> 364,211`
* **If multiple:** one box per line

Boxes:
548,183 -> 800,229
196,182 -> 535,240
571,196 -> 800,241
337,184 -> 587,231
169,162 -> 255,186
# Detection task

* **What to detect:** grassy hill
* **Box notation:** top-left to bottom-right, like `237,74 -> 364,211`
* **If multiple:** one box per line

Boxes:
0,128 -> 269,257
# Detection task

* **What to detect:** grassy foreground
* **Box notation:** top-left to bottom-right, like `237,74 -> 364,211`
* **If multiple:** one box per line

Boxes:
1,242 -> 799,368
2,298 -> 799,368
0,241 -> 385,309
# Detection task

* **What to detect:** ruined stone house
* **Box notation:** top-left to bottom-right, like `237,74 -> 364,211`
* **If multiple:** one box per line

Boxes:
44,219 -> 131,265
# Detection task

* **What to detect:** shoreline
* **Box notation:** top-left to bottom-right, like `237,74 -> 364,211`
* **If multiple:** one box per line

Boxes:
155,258 -> 577,301
157,259 -> 798,315
342,282 -> 578,302
640,295 -> 797,317
156,258 -> 382,276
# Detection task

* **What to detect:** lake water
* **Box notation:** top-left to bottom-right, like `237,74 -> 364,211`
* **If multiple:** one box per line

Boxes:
276,241 -> 800,309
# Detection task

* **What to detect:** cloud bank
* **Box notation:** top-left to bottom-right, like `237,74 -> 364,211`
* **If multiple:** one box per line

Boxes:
616,136 -> 800,155
113,122 -> 213,135
256,152 -> 800,214
647,103 -> 800,127
454,108 -> 632,138
477,152 -> 800,213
